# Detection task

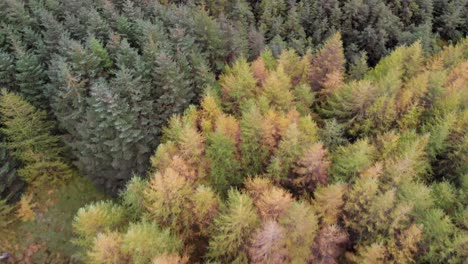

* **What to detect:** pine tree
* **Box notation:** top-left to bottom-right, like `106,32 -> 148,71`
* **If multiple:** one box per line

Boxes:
0,51 -> 16,90
14,49 -> 48,108
298,0 -> 341,45
282,2 -> 308,54
341,0 -> 403,65
192,8 -> 226,72
433,0 -> 467,41
0,137 -> 23,202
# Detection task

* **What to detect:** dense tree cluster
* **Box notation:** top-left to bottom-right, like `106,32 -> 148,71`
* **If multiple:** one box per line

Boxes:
0,0 -> 466,196
0,0 -> 220,193
73,36 -> 468,263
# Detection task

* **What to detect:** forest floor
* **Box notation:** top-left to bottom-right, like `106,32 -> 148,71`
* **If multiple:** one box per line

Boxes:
3,176 -> 106,263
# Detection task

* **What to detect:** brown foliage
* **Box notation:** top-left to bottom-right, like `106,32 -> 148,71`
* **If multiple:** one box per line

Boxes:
245,177 -> 275,202
151,254 -> 189,264
308,33 -> 345,92
251,57 -> 269,86
249,220 -> 288,264
255,186 -> 293,220
87,232 -> 128,264
293,143 -> 330,193
311,225 -> 349,264
313,183 -> 346,225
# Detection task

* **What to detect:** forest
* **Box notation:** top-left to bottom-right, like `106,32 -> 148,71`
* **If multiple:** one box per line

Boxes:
0,0 -> 467,263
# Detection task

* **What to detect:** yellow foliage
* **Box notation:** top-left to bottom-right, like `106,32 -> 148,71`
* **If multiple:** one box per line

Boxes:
261,66 -> 294,111
387,224 -> 423,263
349,243 -> 387,264
150,142 -> 178,172
215,114 -> 240,144
278,49 -> 307,85
256,186 -> 293,220
251,57 -> 269,86
245,177 -> 275,202
179,126 -> 205,173
151,254 -> 189,264
87,232 -> 127,264
313,183 -> 346,225
17,193 -> 35,222
200,95 -> 223,130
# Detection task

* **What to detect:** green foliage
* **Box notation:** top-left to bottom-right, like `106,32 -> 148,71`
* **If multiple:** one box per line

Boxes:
208,190 -> 260,263
73,201 -> 126,249
220,57 -> 257,113
121,222 -> 183,264
88,37 -> 113,70
0,197 -> 14,230
1,0 -> 465,197
71,38 -> 468,263
206,131 -> 243,196
318,118 -> 347,151
120,176 -> 146,219
330,139 -> 376,182
14,49 -> 47,108
0,91 -> 73,185
0,138 -> 23,202
431,182 -> 458,215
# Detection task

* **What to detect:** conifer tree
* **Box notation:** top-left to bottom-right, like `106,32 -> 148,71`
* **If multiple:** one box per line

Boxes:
0,51 -> 15,90
206,130 -> 243,196
14,49 -> 48,108
73,201 -> 127,249
330,139 -> 376,182
308,33 -> 345,94
0,137 -> 23,202
121,222 -> 183,264
208,190 -> 260,263
0,91 -> 73,185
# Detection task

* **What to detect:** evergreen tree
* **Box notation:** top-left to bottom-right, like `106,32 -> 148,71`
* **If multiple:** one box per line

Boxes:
0,141 -> 23,202
14,49 -> 48,108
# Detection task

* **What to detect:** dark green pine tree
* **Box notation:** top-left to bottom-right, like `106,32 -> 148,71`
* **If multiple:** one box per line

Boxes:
46,55 -> 87,138
218,14 -> 250,65
37,9 -> 67,58
14,48 -> 48,108
298,0 -> 341,45
282,1 -> 308,55
152,52 -> 193,124
258,0 -> 287,42
341,0 -> 403,65
0,139 -> 24,202
84,7 -> 112,42
79,79 -> 145,192
433,0 -> 468,41
192,8 -> 227,72
0,51 -> 16,90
